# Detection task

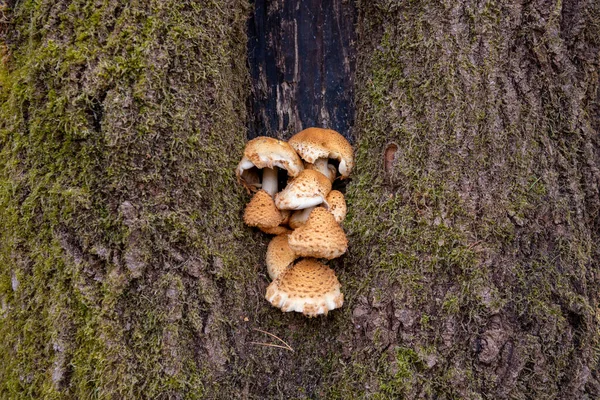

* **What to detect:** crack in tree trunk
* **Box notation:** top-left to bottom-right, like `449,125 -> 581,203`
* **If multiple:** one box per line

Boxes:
247,0 -> 356,139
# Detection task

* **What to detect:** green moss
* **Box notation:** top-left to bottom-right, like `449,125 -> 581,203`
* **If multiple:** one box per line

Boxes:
1,0 -> 598,398
0,0 -> 253,397
341,0 -> 600,397
375,347 -> 420,399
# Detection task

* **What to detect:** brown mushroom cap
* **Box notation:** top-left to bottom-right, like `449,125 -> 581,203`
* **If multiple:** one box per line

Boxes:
288,208 -> 348,259
243,190 -> 286,229
265,258 -> 344,317
326,190 -> 347,223
288,128 -> 354,178
274,169 -> 332,210
260,225 -> 292,235
266,234 -> 297,280
236,136 -> 304,192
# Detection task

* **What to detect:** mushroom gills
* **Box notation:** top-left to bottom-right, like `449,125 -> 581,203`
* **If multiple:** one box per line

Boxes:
237,160 -> 261,192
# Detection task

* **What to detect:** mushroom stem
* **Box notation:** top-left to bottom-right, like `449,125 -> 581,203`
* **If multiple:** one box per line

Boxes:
298,206 -> 315,220
262,167 -> 278,197
313,158 -> 331,177
290,206 -> 315,229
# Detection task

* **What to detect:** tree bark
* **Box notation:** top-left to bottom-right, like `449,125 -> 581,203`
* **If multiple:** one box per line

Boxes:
247,0 -> 356,139
0,0 -> 599,399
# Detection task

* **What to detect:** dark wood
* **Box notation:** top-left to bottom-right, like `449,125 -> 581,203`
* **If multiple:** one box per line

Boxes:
247,0 -> 356,140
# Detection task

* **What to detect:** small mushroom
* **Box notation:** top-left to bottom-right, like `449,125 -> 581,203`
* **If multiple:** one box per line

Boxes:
325,190 -> 347,223
266,234 -> 297,280
289,190 -> 347,229
289,207 -> 314,229
274,169 -> 332,210
243,190 -> 286,229
288,208 -> 348,259
289,127 -> 354,179
265,258 -> 344,317
261,225 -> 292,235
236,137 -> 304,196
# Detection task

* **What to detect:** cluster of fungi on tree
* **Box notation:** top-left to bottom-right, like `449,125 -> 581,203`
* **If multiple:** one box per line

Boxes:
236,128 -> 354,317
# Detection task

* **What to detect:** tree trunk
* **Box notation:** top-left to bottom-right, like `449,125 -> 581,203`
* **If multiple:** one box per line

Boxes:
1,0 -> 599,399
247,0 -> 356,139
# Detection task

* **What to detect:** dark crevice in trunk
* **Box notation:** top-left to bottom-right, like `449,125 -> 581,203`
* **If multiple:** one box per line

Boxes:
247,0 -> 356,141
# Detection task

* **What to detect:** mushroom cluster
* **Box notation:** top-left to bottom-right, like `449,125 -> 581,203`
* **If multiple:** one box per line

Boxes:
235,128 -> 354,317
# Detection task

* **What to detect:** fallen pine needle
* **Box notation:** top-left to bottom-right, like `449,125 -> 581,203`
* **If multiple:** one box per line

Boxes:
249,342 -> 294,351
251,328 -> 294,352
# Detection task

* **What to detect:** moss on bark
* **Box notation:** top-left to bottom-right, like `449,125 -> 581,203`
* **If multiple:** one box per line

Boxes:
0,0 -> 599,399
341,0 -> 600,397
0,0 -> 255,398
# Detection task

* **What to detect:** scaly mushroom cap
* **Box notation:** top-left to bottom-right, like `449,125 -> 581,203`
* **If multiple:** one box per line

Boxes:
236,136 -> 304,192
266,234 -> 297,280
274,169 -> 332,210
260,225 -> 292,235
289,128 -> 354,178
260,210 -> 291,235
326,190 -> 347,223
243,190 -> 286,229
288,208 -> 348,259
265,258 -> 344,317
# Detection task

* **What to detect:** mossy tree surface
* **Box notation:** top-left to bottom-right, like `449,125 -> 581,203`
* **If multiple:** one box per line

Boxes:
0,0 -> 256,398
344,0 -> 600,398
1,0 -> 599,399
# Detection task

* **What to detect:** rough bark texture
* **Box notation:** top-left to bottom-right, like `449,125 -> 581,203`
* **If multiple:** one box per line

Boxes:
0,1 -> 255,398
0,0 -> 599,399
345,1 -> 600,398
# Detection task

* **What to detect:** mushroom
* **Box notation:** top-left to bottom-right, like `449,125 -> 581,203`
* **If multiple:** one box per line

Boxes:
236,136 -> 304,196
289,189 -> 346,229
265,258 -> 344,317
259,210 -> 292,235
243,190 -> 287,230
274,169 -> 332,210
266,234 -> 297,280
288,127 -> 354,179
288,208 -> 348,259
324,190 -> 347,223
261,225 -> 292,236
304,161 -> 336,183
